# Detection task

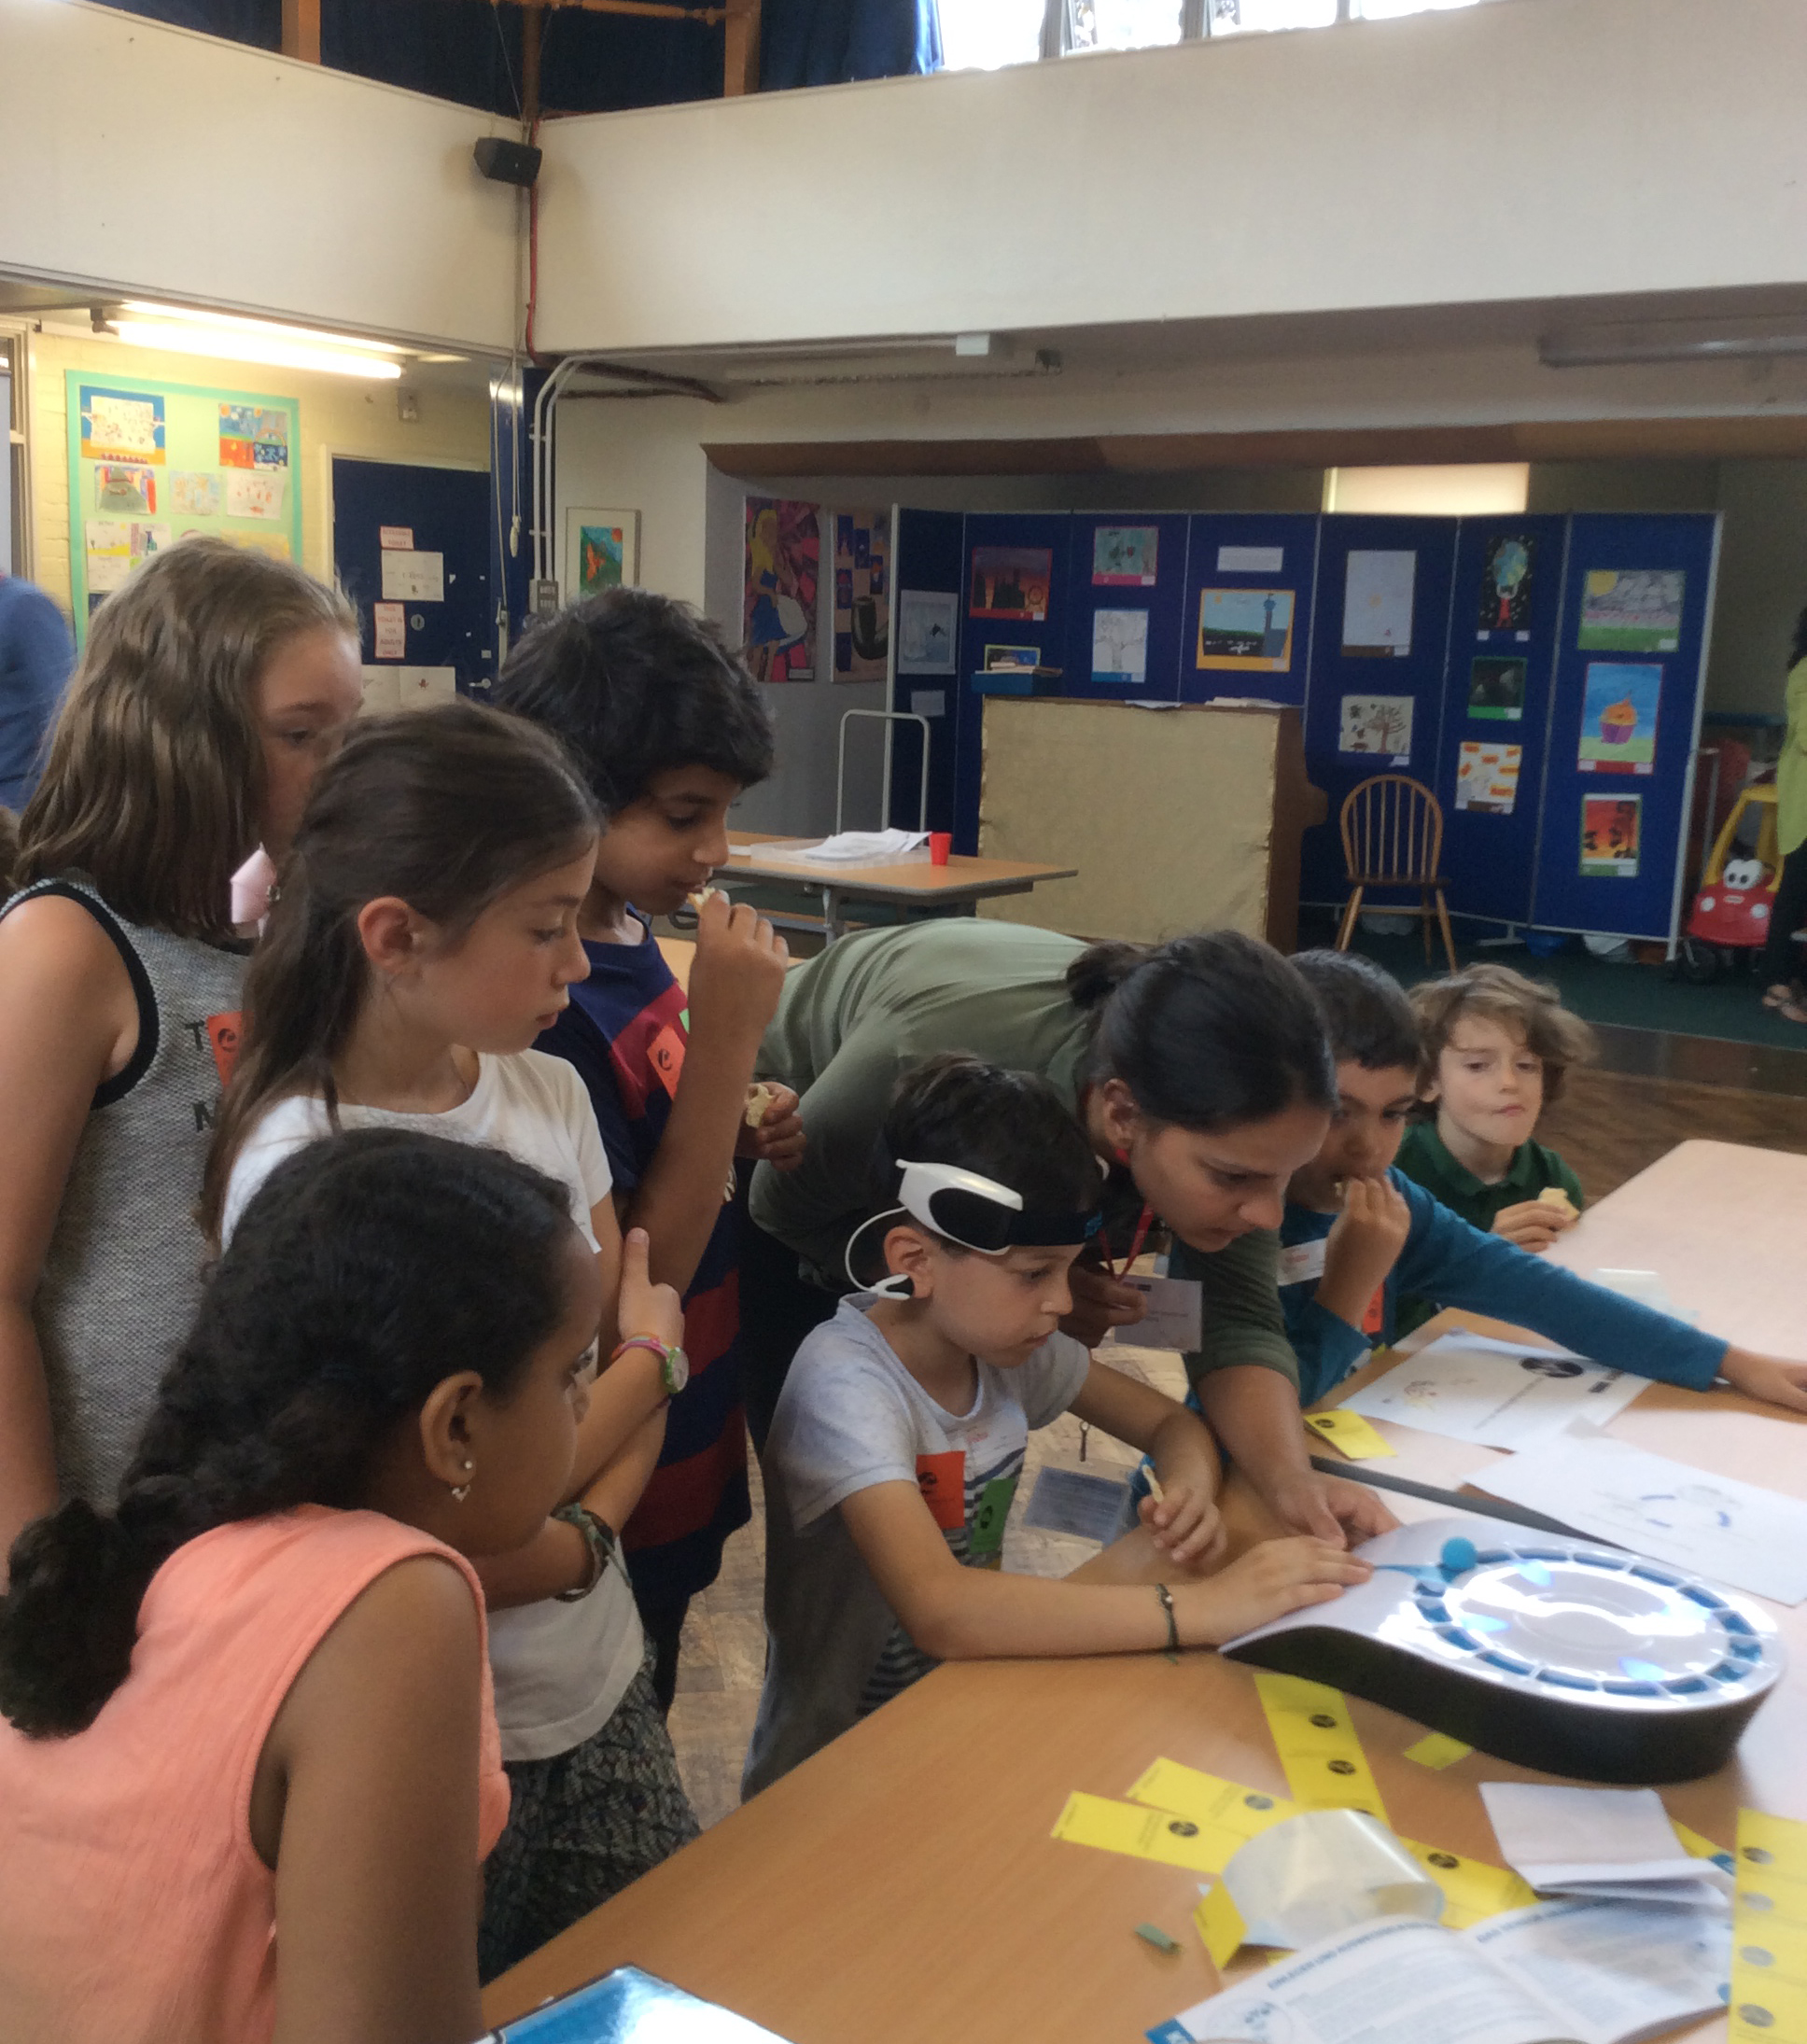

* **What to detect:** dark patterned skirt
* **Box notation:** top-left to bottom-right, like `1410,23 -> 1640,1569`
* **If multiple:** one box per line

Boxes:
478,1642 -> 700,1982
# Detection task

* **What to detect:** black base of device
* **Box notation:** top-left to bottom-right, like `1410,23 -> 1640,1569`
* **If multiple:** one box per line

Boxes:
1226,1625 -> 1767,1785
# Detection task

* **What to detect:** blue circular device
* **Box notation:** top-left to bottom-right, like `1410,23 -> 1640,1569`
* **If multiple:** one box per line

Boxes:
1226,1518 -> 1785,1782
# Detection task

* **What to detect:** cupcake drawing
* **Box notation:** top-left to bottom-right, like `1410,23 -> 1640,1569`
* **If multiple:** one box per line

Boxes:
1600,694 -> 1638,746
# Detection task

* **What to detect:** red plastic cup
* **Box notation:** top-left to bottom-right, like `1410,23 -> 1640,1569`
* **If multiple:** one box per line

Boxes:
930,832 -> 952,866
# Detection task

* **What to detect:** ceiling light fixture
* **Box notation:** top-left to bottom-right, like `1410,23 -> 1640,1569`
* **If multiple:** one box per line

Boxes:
108,301 -> 406,380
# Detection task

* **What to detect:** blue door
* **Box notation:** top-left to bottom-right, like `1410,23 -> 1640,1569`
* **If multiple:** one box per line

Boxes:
330,457 -> 493,702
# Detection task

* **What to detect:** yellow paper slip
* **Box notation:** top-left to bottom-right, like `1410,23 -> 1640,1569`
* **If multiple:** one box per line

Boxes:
1399,1840 -> 1537,1929
1253,1671 -> 1390,1826
1403,1731 -> 1473,1771
1674,1820 -> 1734,1870
1730,1808 -> 1807,2044
1193,1882 -> 1248,1968
1303,1408 -> 1396,1460
1127,1755 -> 1532,1931
1050,1791 -> 1228,1873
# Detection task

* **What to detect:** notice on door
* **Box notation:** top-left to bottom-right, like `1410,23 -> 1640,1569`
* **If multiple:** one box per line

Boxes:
380,550 -> 444,603
373,601 -> 406,658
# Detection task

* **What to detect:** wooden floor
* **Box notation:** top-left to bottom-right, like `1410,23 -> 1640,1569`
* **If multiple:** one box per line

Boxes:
665,1060 -> 1807,1830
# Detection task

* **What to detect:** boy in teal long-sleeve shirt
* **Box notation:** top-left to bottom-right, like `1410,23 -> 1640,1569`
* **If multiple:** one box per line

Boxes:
1158,952 -> 1807,1533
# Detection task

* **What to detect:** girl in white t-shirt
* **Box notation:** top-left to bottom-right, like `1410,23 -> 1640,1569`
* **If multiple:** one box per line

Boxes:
202,701 -> 698,1981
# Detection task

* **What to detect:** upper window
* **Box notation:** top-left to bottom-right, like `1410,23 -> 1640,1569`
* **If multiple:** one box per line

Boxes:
1071,1 -> 1184,52
939,0 -> 1045,70
939,0 -> 1487,67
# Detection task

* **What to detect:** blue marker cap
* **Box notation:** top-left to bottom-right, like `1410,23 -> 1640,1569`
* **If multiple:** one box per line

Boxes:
1440,1536 -> 1478,1578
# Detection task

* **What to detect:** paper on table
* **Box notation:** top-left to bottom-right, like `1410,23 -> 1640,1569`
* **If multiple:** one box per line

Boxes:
759,828 -> 929,866
1343,1334 -> 1646,1451
1156,1900 -> 1731,2044
1466,1434 -> 1807,1604
1480,1785 -> 1731,1912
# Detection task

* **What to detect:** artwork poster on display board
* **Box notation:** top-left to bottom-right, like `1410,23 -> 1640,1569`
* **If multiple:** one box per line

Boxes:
1197,588 -> 1296,672
1476,533 -> 1538,637
743,497 -> 819,682
897,590 -> 958,675
833,510 -> 890,682
969,545 -> 1053,622
66,373 -> 302,645
1578,663 -> 1661,775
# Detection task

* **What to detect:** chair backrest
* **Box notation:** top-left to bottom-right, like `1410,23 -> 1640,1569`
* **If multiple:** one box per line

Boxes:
1339,775 -> 1444,884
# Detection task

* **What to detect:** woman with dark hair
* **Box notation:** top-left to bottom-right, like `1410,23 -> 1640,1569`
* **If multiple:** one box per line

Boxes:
744,917 -> 1396,1546
1760,607 -> 1807,1023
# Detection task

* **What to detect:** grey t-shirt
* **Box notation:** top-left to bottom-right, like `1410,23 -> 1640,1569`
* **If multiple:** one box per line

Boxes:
743,1295 -> 1089,1798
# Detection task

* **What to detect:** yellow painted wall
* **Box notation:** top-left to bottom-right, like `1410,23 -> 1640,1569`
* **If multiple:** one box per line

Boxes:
28,330 -> 491,621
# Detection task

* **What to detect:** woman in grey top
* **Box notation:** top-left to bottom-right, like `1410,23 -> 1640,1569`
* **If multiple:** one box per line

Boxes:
0,539 -> 362,1562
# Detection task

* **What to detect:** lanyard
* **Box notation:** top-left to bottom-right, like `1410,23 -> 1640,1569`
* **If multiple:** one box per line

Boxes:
1107,1201 -> 1156,1279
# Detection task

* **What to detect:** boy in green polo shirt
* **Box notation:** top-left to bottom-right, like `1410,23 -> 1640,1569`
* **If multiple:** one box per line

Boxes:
1394,963 -> 1592,1337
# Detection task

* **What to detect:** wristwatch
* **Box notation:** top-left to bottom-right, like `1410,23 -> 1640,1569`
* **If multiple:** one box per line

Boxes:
612,1335 -> 690,1398
552,1502 -> 617,1603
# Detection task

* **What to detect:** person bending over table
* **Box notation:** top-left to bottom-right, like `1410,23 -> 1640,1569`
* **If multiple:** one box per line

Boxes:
746,918 -> 1397,1547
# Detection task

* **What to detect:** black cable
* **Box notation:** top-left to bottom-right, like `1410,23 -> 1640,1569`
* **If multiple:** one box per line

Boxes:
487,0 -> 522,119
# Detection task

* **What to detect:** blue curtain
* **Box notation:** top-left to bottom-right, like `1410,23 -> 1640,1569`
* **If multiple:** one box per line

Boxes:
761,0 -> 943,90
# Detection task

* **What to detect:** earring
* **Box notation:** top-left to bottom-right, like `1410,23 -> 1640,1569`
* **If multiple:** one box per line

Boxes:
451,1458 -> 475,1504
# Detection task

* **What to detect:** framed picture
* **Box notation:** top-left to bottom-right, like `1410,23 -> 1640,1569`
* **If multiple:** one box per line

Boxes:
563,509 -> 640,602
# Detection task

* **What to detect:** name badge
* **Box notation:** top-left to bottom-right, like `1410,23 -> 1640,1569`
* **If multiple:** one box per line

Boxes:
1277,1238 -> 1328,1287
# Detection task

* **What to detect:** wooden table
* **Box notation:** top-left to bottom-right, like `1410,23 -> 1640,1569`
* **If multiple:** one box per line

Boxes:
483,1141 -> 1807,2041
716,829 -> 1078,942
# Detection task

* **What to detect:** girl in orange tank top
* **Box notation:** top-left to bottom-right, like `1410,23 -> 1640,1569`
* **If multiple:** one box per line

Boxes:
0,1127 -> 681,2044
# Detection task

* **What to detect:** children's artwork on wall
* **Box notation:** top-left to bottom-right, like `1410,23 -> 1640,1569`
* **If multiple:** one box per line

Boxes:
897,589 -> 958,674
833,509 -> 890,681
1580,793 -> 1642,877
1577,662 -> 1660,775
970,546 -> 1052,622
743,497 -> 819,683
1090,609 -> 1149,685
1341,550 -> 1416,657
1455,740 -> 1522,815
171,470 -> 221,517
564,509 -> 639,600
69,374 -> 303,646
1467,656 -> 1526,721
1338,693 -> 1415,762
1477,534 -> 1538,635
218,405 -> 289,471
78,386 -> 165,464
1197,587 -> 1295,670
1092,525 -> 1159,586
982,644 -> 1040,670
94,464 -> 156,514
1577,568 -> 1684,652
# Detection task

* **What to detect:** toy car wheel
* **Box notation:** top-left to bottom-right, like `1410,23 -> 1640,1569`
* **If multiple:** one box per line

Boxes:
1677,937 -> 1720,985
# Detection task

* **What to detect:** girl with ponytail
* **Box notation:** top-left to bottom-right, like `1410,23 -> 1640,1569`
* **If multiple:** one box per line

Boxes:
202,700 -> 696,1981
0,1128 -> 646,2044
744,919 -> 1398,1549
0,539 -> 360,1565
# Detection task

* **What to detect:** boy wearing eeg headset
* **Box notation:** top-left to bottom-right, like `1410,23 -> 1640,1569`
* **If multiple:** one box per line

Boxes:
744,1057 -> 1367,1794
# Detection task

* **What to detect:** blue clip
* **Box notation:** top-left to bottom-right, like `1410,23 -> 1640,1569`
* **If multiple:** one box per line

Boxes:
1440,1536 -> 1478,1579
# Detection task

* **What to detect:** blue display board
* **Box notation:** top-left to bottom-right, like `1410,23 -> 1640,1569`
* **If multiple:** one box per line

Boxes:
1429,514 -> 1572,928
1182,512 -> 1322,709
1301,515 -> 1461,905
1529,512 -> 1719,941
952,511 -> 1072,854
1059,512 -> 1191,704
889,507 -> 966,834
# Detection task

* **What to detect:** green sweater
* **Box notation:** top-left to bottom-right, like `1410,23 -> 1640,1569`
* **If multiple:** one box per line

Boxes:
749,919 -> 1299,1386
1392,1120 -> 1585,1338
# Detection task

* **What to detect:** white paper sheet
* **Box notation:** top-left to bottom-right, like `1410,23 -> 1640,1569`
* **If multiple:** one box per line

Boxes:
1342,1335 -> 1646,1451
1162,1900 -> 1730,2044
1479,1785 -> 1730,1911
1090,608 -> 1149,683
762,829 -> 929,866
1342,549 -> 1417,655
896,589 -> 958,673
1466,1434 -> 1807,1604
381,549 -> 445,602
1218,544 -> 1284,573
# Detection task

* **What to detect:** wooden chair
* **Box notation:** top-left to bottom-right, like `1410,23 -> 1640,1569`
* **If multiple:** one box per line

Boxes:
1335,774 -> 1459,972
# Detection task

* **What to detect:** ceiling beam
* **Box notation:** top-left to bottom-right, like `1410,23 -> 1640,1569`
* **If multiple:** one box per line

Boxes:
280,0 -> 321,63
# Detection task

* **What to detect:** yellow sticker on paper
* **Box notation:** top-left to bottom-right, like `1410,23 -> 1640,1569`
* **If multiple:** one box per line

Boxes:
1403,1732 -> 1473,1771
1253,1671 -> 1390,1827
1730,1808 -> 1807,2044
1193,1882 -> 1248,1969
1050,1791 -> 1227,1873
1304,1408 -> 1397,1460
1674,1820 -> 1732,1867
1127,1757 -> 1296,1865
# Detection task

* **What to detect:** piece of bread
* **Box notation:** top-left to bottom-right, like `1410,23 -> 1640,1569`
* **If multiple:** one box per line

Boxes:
1537,1185 -> 1576,1217
686,884 -> 721,911
744,1082 -> 775,1130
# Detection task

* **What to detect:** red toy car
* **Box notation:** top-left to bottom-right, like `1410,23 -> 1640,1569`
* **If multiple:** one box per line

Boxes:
1679,784 -> 1781,982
